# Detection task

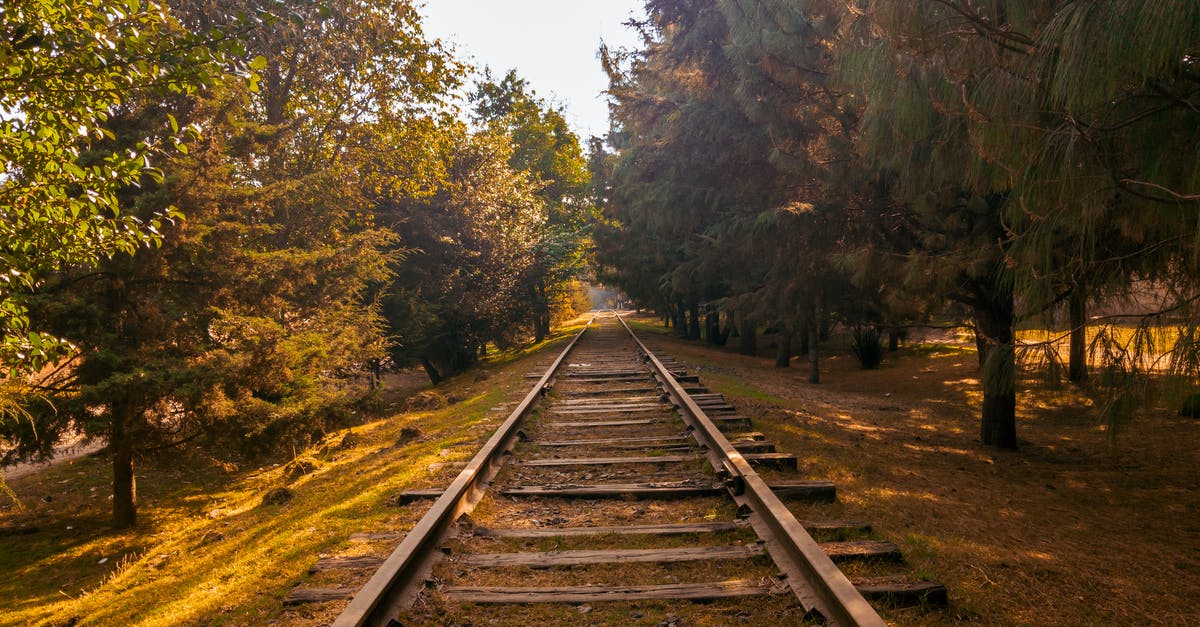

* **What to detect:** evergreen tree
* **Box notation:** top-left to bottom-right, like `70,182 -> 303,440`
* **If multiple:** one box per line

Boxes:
838,0 -> 1200,447
9,0 -> 457,526
0,0 -> 227,376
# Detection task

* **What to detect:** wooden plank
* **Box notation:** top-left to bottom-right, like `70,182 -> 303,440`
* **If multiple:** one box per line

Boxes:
569,376 -> 651,384
822,541 -> 903,563
566,370 -> 645,378
561,388 -> 660,397
745,452 -> 798,471
443,579 -> 780,603
474,521 -> 748,538
545,419 -> 662,428
553,405 -> 663,415
460,545 -> 763,568
559,396 -> 661,405
853,579 -> 948,607
697,406 -> 739,414
800,521 -> 873,535
768,480 -> 837,502
309,555 -> 385,574
710,416 -> 753,429
500,483 -> 723,499
284,587 -> 355,605
392,488 -> 443,504
555,401 -> 664,408
536,442 -> 693,450
732,441 -> 776,454
519,454 -> 701,467
536,435 -> 691,447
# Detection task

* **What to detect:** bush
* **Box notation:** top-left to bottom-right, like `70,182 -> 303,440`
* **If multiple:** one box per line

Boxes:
852,326 -> 885,369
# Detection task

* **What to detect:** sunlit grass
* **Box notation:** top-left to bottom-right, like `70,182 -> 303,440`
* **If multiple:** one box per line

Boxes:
0,335 -> 562,626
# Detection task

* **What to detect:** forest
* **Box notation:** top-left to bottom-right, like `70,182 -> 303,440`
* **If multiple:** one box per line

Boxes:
1,0 -> 594,528
592,0 -> 1200,450
1,0 -> 1199,622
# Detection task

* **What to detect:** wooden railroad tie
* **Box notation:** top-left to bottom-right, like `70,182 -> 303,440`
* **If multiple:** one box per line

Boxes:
397,480 -> 835,503
442,579 -> 784,604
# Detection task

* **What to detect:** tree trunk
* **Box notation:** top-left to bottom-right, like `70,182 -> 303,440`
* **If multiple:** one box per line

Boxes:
807,318 -> 820,384
775,331 -> 792,368
974,286 -> 1017,450
888,327 -> 901,352
688,302 -> 701,340
672,303 -> 687,336
533,281 -> 550,343
706,307 -> 721,345
420,357 -> 444,384
806,295 -> 822,383
1068,281 -> 1088,383
739,316 -> 756,356
111,399 -> 138,528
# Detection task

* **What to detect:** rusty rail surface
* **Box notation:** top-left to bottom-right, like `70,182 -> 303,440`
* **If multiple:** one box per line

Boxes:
331,314 -> 597,627
617,314 -> 885,626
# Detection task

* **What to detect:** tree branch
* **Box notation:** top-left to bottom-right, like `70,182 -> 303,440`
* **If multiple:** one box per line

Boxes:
1119,178 -> 1200,202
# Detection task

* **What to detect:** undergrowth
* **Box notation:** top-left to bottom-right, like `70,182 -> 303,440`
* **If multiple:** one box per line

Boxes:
0,323 -> 583,626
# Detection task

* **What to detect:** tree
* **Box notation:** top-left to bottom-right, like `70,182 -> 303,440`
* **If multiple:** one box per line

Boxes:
470,70 -> 594,341
0,0 -> 226,376
380,128 -> 548,383
9,0 -> 457,527
598,0 -> 789,351
838,0 -> 1200,447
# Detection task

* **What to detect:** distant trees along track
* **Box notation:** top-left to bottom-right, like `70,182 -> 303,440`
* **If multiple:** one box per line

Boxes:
299,312 -> 945,625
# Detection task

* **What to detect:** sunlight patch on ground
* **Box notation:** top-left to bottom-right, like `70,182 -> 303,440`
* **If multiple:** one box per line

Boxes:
901,442 -> 989,461
863,486 -> 943,505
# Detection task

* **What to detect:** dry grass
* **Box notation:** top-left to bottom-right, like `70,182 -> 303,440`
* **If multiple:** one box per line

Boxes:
0,318 -> 590,627
630,314 -> 1200,625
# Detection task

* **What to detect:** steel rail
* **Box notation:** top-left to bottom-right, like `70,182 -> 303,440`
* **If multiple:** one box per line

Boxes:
617,314 -> 886,627
332,314 -> 598,627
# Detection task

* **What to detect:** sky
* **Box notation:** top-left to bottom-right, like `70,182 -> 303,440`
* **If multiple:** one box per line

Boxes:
418,1 -> 646,140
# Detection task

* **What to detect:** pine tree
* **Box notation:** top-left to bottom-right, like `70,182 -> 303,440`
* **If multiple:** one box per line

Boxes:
10,0 -> 457,527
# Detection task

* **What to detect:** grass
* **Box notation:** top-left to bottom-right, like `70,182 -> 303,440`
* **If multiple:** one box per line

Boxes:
628,313 -> 1200,626
0,321 -> 586,627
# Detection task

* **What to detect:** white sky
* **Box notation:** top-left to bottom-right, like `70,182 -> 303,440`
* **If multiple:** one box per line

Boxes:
418,1 -> 646,140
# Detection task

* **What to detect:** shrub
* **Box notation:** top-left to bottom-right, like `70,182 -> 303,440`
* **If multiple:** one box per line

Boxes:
852,326 -> 885,369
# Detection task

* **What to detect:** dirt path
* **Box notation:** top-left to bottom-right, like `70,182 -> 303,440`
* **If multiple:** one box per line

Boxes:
2,436 -> 105,481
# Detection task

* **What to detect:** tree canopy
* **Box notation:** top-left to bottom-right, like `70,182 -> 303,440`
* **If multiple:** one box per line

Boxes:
595,0 -> 1200,449
1,0 -> 595,526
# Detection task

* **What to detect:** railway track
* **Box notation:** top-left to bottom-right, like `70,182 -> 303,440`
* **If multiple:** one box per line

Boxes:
309,312 -> 945,625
